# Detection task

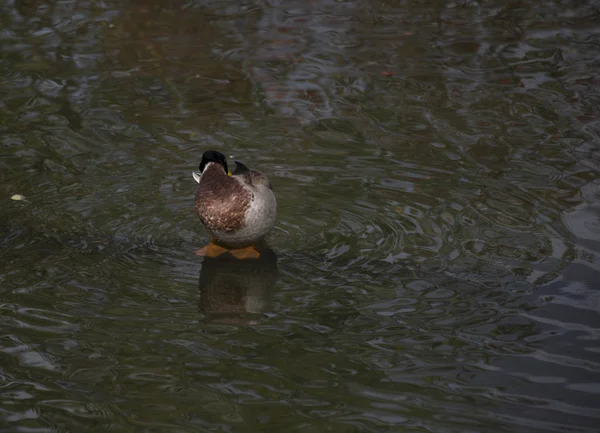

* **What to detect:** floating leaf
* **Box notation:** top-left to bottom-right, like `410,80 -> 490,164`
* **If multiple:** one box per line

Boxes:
11,194 -> 27,201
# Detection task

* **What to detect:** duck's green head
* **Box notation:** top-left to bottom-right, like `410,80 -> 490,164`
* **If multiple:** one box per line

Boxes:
199,150 -> 229,175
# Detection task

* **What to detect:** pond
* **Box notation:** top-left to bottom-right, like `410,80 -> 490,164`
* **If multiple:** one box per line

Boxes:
1,0 -> 599,432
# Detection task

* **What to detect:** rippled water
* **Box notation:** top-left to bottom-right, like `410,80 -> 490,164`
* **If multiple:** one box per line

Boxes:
1,0 -> 600,432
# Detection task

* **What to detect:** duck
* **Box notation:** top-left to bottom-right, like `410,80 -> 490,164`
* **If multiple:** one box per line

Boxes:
192,150 -> 277,259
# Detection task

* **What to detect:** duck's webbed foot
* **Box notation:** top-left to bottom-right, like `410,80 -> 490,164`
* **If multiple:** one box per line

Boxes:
195,238 -> 229,258
229,245 -> 260,260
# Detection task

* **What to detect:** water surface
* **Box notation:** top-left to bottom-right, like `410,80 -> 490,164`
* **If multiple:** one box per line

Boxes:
1,0 -> 600,432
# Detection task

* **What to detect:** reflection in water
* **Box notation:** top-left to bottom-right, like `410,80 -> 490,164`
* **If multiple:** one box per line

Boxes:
198,243 -> 278,325
562,203 -> 600,252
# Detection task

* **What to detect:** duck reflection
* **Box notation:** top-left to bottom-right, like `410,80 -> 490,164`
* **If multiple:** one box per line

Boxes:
198,243 -> 278,324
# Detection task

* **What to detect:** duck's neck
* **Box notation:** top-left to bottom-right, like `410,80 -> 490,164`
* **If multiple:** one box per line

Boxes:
205,163 -> 227,177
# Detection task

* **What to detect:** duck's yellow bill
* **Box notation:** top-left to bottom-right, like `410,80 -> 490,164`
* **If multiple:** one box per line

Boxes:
227,170 -> 232,176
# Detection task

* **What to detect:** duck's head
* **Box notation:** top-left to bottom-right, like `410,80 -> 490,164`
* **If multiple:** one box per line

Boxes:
200,150 -> 228,174
193,150 -> 230,183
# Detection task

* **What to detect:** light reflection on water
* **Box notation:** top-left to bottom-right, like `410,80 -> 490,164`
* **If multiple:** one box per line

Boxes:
1,0 -> 600,432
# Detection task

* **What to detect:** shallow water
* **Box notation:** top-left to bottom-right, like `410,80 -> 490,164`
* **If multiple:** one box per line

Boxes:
1,0 -> 600,432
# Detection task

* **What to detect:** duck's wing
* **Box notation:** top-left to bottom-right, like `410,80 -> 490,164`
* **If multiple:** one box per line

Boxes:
233,161 -> 272,190
232,161 -> 251,175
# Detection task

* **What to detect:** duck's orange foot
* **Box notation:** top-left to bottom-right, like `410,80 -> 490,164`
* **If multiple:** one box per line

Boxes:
229,246 -> 260,260
195,242 -> 229,258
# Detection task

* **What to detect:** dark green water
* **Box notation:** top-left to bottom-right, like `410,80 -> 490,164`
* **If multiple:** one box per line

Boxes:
1,0 -> 600,432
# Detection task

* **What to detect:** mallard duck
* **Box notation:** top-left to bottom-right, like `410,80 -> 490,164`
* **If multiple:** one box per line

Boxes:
192,150 -> 277,259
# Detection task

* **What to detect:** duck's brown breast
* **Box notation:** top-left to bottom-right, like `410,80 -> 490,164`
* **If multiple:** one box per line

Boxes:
195,169 -> 252,233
